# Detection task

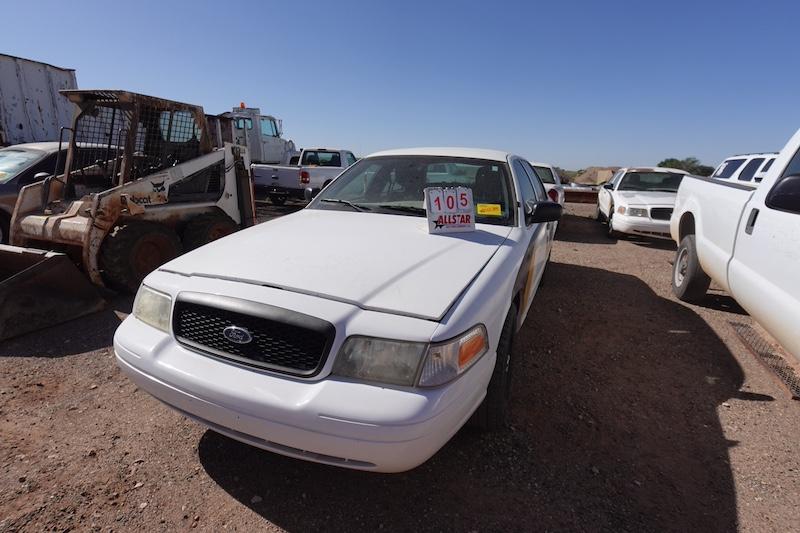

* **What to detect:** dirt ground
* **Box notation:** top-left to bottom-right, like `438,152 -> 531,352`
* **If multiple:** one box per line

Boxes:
1,203 -> 798,532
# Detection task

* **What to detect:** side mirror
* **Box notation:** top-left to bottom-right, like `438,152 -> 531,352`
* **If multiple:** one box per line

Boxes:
766,174 -> 800,212
603,183 -> 614,190
525,200 -> 563,225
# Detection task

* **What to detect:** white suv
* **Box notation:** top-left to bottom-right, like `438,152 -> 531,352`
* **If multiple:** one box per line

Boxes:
711,152 -> 778,185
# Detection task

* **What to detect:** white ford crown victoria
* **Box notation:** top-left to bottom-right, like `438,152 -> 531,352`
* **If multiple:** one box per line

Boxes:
596,167 -> 689,238
114,147 -> 562,472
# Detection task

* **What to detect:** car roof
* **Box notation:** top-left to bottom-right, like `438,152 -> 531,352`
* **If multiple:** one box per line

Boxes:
620,166 -> 690,174
0,141 -> 61,153
724,152 -> 778,159
529,161 -> 554,168
367,147 -> 510,162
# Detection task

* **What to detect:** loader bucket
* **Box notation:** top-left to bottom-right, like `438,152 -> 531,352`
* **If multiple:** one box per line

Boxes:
0,245 -> 106,342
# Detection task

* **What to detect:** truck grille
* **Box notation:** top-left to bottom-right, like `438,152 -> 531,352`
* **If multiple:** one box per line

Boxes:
172,294 -> 335,377
649,208 -> 673,220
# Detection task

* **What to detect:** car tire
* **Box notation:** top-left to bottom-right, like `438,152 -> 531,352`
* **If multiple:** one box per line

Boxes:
471,302 -> 517,431
0,212 -> 9,244
672,234 -> 711,302
595,204 -> 605,222
269,194 -> 287,206
607,209 -> 620,239
182,212 -> 238,251
100,222 -> 182,293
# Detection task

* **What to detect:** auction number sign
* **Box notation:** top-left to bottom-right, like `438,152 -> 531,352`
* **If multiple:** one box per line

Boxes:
424,186 -> 475,234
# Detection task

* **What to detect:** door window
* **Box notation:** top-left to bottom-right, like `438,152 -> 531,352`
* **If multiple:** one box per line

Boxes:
713,158 -> 746,179
737,158 -> 765,181
345,152 -> 357,166
533,165 -> 555,184
522,161 -> 546,200
260,117 -> 278,137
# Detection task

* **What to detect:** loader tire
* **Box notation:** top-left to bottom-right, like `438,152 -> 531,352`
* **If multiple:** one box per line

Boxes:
182,213 -> 238,251
100,222 -> 182,293
269,194 -> 287,206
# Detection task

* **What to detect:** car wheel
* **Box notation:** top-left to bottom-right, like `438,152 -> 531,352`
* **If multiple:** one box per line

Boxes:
607,209 -> 620,239
595,204 -> 604,222
470,302 -> 517,431
672,234 -> 711,302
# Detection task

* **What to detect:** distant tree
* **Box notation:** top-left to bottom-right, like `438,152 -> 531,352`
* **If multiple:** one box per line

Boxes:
657,157 -> 714,176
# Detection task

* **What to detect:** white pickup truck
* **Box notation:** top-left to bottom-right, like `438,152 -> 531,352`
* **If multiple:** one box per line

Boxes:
252,148 -> 357,205
670,128 -> 800,360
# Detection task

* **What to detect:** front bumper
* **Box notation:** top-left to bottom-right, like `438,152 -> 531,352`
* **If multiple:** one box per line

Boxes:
612,214 -> 671,239
114,316 -> 491,473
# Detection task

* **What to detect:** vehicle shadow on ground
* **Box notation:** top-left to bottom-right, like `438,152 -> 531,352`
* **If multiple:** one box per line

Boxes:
0,295 -> 132,357
555,212 -> 617,244
198,262 -> 745,532
693,291 -> 748,316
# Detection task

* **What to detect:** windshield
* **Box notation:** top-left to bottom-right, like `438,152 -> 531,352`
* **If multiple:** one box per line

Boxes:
0,149 -> 42,184
617,171 -> 684,192
309,156 -> 515,226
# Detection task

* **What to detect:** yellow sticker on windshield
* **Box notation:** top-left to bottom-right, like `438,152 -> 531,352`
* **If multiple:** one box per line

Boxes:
477,203 -> 502,216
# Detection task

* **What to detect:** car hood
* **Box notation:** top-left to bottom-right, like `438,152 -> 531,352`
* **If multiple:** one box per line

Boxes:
161,209 -> 512,321
614,190 -> 677,206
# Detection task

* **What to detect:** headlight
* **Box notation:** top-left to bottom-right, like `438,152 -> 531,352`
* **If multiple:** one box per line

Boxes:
627,207 -> 648,217
132,285 -> 172,332
616,205 -> 626,214
331,324 -> 490,387
418,324 -> 489,387
332,337 -> 427,386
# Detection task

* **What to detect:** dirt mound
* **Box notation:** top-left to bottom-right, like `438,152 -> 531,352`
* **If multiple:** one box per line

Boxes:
574,166 -> 620,185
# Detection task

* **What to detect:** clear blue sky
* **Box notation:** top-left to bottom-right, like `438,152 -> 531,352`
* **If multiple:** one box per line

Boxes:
4,0 -> 799,169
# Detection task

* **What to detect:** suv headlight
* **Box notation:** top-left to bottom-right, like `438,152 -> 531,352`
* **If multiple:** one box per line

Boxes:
133,285 -> 172,332
332,324 -> 489,387
627,207 -> 648,217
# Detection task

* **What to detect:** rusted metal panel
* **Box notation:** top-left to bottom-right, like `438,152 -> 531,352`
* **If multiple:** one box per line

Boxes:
564,188 -> 599,204
0,54 -> 77,146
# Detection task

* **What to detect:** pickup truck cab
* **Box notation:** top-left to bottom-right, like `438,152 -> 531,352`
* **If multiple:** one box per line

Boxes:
711,152 -> 778,186
114,147 -> 562,472
252,148 -> 357,205
596,167 -> 688,239
671,129 -> 800,360
529,161 -> 565,205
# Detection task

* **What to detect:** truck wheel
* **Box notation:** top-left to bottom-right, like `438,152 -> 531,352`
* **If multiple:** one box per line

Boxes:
100,222 -> 182,293
182,213 -> 238,251
470,302 -> 517,431
672,234 -> 711,303
0,213 -> 9,244
269,194 -> 287,206
607,209 -> 620,239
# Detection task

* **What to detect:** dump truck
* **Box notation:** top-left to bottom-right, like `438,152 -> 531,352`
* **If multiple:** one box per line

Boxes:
0,90 -> 256,341
0,54 -> 78,146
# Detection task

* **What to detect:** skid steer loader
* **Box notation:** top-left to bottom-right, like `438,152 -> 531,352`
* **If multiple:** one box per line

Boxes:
0,90 -> 256,341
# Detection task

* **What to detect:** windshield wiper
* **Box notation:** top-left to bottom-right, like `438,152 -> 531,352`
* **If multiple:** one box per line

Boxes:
376,205 -> 427,216
320,198 -> 371,212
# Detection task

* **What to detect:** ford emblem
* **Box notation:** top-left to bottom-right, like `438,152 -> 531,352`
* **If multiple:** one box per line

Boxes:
223,325 -> 253,344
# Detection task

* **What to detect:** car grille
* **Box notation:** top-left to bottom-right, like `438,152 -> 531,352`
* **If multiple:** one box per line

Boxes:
172,294 -> 335,377
649,208 -> 673,220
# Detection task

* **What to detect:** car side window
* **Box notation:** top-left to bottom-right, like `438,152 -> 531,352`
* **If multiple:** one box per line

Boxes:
737,158 -> 764,181
513,160 -> 538,212
713,158 -> 746,179
522,161 -> 546,201
17,152 -> 64,185
761,158 -> 775,173
345,152 -> 357,166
